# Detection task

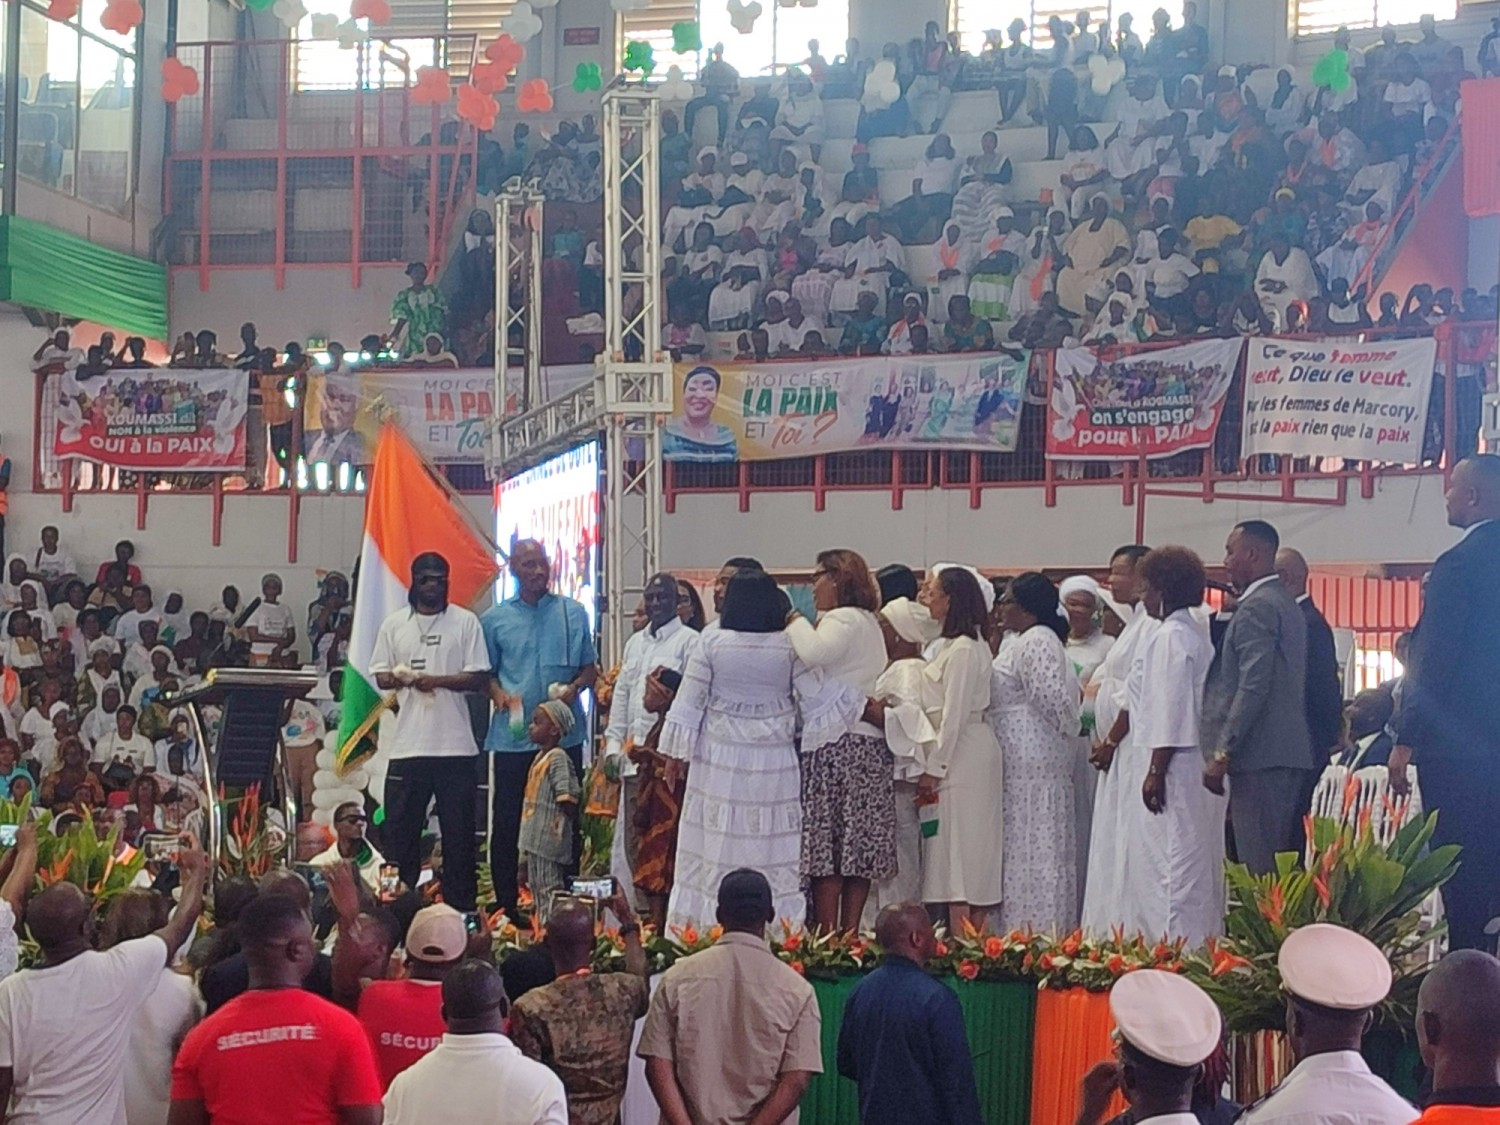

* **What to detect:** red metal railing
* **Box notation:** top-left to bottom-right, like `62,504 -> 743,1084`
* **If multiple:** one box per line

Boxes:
164,37 -> 480,291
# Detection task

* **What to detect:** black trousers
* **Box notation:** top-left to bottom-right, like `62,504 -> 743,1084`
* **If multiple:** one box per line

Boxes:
384,755 -> 478,911
489,745 -> 584,912
1419,757 -> 1500,953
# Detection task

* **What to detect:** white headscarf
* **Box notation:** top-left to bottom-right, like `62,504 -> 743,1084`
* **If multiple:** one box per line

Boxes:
1059,575 -> 1103,607
879,598 -> 942,645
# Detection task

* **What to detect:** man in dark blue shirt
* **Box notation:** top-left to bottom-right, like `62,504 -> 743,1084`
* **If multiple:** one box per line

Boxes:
835,903 -> 983,1125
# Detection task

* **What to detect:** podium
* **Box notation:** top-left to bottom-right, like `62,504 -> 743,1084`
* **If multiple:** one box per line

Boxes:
167,668 -> 322,874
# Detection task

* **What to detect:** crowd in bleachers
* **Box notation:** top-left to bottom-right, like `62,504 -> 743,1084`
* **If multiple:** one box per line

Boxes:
641,7 -> 1489,366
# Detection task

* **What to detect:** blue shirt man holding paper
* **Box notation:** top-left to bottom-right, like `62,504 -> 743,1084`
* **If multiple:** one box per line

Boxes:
481,539 -> 598,915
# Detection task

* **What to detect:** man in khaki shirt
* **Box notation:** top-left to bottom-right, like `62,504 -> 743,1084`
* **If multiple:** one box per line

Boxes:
638,869 -> 823,1125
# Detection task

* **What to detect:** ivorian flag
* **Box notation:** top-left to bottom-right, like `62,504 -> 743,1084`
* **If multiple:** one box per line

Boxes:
336,423 -> 498,771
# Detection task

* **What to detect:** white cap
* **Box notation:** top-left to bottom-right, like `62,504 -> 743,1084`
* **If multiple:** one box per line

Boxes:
730,150 -> 750,165
1110,970 -> 1222,1067
1278,923 -> 1392,1010
1217,64 -> 1237,78
996,206 -> 1015,218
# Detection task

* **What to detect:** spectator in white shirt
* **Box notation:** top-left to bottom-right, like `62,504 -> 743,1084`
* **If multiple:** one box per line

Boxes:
1343,138 -> 1402,220
29,527 -> 76,601
112,586 -> 163,648
890,134 -> 960,244
93,704 -> 154,775
18,680 -> 65,758
767,298 -> 825,356
1382,52 -> 1432,154
0,844 -> 207,1125
30,330 -> 84,373
769,71 -> 824,163
883,293 -> 929,356
18,586 -> 55,642
123,620 -> 164,683
1144,228 -> 1201,319
245,573 -> 297,666
81,684 -> 123,748
383,961 -> 567,1125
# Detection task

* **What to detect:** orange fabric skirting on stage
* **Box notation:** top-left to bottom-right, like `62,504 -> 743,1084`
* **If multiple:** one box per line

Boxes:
1029,988 -> 1127,1125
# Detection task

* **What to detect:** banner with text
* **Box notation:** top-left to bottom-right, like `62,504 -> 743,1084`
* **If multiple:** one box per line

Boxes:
351,368 -> 496,463
1046,338 -> 1244,461
664,352 -> 1031,462
52,368 -> 247,470
1240,337 -> 1436,463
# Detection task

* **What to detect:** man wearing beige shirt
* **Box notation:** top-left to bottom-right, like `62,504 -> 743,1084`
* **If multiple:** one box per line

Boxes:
638,868 -> 823,1125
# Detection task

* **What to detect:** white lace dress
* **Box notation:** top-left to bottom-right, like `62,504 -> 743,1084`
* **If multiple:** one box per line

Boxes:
659,629 -> 858,934
991,626 -> 1083,934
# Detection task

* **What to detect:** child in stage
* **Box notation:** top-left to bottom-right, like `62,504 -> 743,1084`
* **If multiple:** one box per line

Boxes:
629,667 -> 685,931
519,700 -> 581,922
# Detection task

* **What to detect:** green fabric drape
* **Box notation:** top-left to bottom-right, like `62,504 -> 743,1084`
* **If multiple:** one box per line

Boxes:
803,975 -> 1036,1125
0,215 -> 167,340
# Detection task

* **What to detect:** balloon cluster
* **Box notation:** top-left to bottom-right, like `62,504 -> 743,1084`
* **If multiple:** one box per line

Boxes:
100,0 -> 144,35
624,39 -> 655,75
572,62 -> 603,92
503,1 -> 542,42
862,59 -> 899,107
672,20 -> 702,54
458,84 -> 500,129
161,56 -> 201,103
309,737 -> 372,829
518,77 -> 553,112
411,65 -> 452,106
1312,48 -> 1351,93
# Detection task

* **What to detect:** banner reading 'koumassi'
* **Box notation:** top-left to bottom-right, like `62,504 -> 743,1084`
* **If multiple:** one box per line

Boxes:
1239,336 -> 1437,463
664,352 -> 1032,462
1046,338 -> 1245,462
53,367 -> 248,470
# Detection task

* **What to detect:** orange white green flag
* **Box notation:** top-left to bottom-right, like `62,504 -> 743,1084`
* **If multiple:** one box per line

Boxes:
335,423 -> 498,770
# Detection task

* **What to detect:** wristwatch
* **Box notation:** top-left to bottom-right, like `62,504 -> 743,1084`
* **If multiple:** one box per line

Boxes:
1211,749 -> 1230,765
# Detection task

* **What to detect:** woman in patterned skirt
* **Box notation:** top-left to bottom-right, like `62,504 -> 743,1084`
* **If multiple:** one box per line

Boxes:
786,549 -> 894,934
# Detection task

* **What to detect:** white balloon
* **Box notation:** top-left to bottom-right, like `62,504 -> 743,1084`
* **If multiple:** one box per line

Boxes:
727,0 -> 761,32
311,808 -> 334,827
311,789 -> 344,810
315,748 -> 336,770
502,1 -> 542,42
343,768 -> 370,790
308,12 -> 338,38
313,769 -> 340,789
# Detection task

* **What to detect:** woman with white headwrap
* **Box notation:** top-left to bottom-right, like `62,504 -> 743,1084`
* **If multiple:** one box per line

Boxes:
989,573 -> 1082,934
1010,209 -> 1067,320
1059,575 -> 1115,913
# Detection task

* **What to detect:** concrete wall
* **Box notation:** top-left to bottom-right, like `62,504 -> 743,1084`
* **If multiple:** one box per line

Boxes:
169,264 -> 413,346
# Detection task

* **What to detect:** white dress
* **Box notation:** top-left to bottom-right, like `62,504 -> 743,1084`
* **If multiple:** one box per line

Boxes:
659,629 -> 855,933
1066,630 -> 1115,911
1079,606 -> 1159,936
1118,607 -> 1225,947
992,627 -> 1083,934
920,636 -> 1005,907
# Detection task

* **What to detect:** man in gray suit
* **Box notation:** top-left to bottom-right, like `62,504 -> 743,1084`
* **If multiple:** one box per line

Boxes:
1201,520 -> 1314,874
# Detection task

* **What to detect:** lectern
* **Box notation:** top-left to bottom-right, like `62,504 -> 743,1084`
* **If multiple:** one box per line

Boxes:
167,668 -> 322,874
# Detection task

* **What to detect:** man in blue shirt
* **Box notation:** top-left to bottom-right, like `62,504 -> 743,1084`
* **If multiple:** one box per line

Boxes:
480,539 -> 598,915
836,903 -> 983,1125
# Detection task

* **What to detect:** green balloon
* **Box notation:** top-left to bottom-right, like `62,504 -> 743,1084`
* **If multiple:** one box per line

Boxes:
671,20 -> 702,55
1312,48 -> 1351,94
624,39 -> 655,76
573,62 -> 602,93
372,805 -> 385,826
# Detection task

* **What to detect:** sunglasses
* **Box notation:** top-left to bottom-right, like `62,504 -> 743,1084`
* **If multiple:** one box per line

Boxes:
337,814 -> 368,825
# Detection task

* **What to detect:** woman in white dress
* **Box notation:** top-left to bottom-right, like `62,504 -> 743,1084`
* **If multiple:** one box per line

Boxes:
1120,546 -> 1224,947
991,573 -> 1082,934
706,227 -> 771,330
787,549 -> 893,933
660,569 -> 855,934
1060,574 -> 1114,913
875,566 -> 1001,933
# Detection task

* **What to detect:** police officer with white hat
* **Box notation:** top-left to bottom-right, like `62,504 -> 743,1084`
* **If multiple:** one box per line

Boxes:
1239,923 -> 1418,1124
1078,969 -> 1225,1125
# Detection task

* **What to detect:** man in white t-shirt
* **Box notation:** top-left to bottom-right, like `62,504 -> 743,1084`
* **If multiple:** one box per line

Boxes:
111,586 -> 163,648
0,842 -> 207,1125
29,526 -> 76,597
369,552 -> 490,912
1382,52 -> 1432,153
245,573 -> 297,666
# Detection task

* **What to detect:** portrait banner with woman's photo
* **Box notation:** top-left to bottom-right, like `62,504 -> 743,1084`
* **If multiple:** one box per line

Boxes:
1046,339 -> 1245,462
664,352 -> 1032,462
52,368 -> 248,470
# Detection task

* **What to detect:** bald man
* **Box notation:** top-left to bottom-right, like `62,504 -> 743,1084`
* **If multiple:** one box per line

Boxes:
1414,950 -> 1500,1119
1275,547 -> 1344,769
1392,455 -> 1500,950
836,903 -> 983,1125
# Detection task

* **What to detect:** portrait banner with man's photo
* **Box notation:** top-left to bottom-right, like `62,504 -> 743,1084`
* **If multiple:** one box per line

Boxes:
52,368 -> 248,470
1046,339 -> 1245,462
663,352 -> 1032,463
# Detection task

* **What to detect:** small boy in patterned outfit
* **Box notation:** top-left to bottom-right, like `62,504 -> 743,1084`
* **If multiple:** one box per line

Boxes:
519,700 -> 581,922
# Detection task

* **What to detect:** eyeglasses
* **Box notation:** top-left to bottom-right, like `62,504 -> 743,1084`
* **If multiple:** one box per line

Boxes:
337,814 -> 368,825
